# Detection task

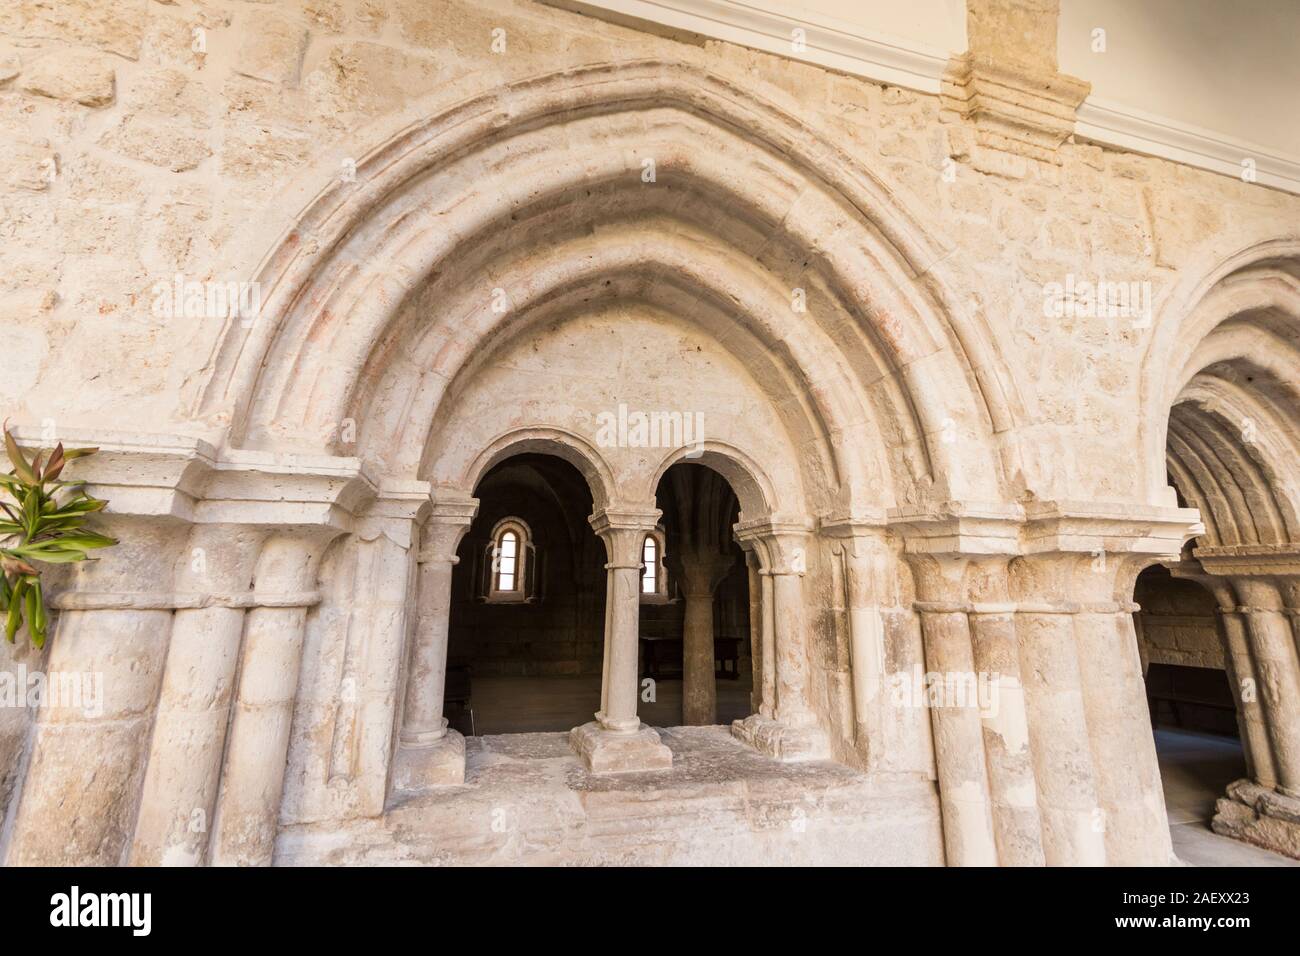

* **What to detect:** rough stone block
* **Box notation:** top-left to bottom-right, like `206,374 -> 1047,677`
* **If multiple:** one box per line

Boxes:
236,10 -> 309,87
390,731 -> 466,796
570,721 -> 673,774
732,713 -> 830,762
19,50 -> 115,107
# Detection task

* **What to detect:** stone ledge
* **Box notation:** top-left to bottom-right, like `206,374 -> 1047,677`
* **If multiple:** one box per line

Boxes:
731,713 -> 830,762
1211,778 -> 1300,860
569,721 -> 673,773
389,731 -> 466,797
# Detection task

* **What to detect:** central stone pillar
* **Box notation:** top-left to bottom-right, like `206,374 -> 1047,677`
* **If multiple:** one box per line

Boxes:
391,497 -> 477,796
210,528 -> 337,866
676,549 -> 734,726
1187,557 -> 1300,858
130,525 -> 267,866
1234,578 -> 1300,798
731,521 -> 828,761
907,553 -> 1001,867
570,507 -> 672,774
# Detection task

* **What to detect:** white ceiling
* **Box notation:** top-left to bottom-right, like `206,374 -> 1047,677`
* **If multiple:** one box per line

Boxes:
557,0 -> 1300,191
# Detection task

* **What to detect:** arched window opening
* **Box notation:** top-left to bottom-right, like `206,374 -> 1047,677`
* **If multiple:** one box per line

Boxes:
497,530 -> 518,591
481,518 -> 535,603
641,535 -> 657,594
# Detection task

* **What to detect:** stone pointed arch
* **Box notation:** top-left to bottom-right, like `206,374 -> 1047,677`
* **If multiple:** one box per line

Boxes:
458,426 -> 618,513
643,440 -> 780,524
1140,238 -> 1300,553
194,58 -> 1019,510
1140,235 -> 1300,510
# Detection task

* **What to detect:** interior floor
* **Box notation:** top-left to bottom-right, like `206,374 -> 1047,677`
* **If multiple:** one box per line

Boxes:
452,673 -> 755,735
1155,727 -> 1298,866
448,678 -> 1298,865
280,726 -> 944,866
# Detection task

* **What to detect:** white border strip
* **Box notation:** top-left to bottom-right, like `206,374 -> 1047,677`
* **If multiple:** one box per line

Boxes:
558,0 -> 1300,195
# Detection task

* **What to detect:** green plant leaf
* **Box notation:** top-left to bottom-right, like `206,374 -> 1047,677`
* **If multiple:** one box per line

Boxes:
4,429 -> 37,486
44,444 -> 65,482
4,578 -> 24,643
29,579 -> 45,647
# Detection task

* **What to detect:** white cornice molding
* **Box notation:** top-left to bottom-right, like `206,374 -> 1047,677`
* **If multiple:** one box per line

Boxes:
1074,97 -> 1300,195
556,0 -> 1300,195
552,0 -> 952,92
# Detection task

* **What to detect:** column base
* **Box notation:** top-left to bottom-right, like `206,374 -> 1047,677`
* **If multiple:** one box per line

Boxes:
1211,778 -> 1300,860
390,730 -> 466,796
731,713 -> 829,762
569,721 -> 673,774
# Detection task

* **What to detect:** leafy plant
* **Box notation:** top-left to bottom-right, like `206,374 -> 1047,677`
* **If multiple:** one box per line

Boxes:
0,427 -> 116,648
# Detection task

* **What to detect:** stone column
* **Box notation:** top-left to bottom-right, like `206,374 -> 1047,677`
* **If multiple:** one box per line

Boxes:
130,525 -> 267,866
966,557 -> 1044,866
1199,563 -> 1300,857
1013,547 -> 1175,866
6,516 -> 184,866
210,529 -> 335,866
1168,565 -> 1277,789
731,522 -> 828,761
677,549 -> 734,726
1236,578 -> 1300,797
681,586 -> 716,725
1012,554 -> 1108,866
1074,595 -> 1171,865
908,554 -> 999,867
321,488 -> 429,818
570,507 -> 672,773
742,547 -> 765,716
1218,605 -> 1277,786
390,498 -> 477,796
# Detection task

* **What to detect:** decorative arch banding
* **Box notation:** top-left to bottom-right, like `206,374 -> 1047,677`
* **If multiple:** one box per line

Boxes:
1146,241 -> 1300,548
195,59 -> 1017,512
460,427 -> 618,513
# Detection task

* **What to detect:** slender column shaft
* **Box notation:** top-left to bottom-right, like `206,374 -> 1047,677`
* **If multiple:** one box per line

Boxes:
1218,608 -> 1276,788
402,559 -> 455,742
132,605 -> 246,864
968,609 -> 1044,865
1016,609 -> 1107,865
771,569 -> 814,726
917,608 -> 998,866
131,527 -> 264,866
600,560 -> 643,731
211,532 -> 330,867
681,589 -> 717,725
759,571 -> 776,718
1241,602 -> 1300,797
326,519 -> 421,815
745,554 -> 763,715
1074,608 -> 1171,864
589,512 -> 659,735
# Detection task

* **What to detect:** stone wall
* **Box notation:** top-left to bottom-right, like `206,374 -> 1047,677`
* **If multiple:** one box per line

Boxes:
1134,565 -> 1225,670
1,0 -> 1295,507
2,0 -> 1298,866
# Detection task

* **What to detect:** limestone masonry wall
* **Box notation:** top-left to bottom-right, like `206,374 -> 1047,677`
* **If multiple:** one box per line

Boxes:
2,0 -> 1299,867
1,0 -> 1296,505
